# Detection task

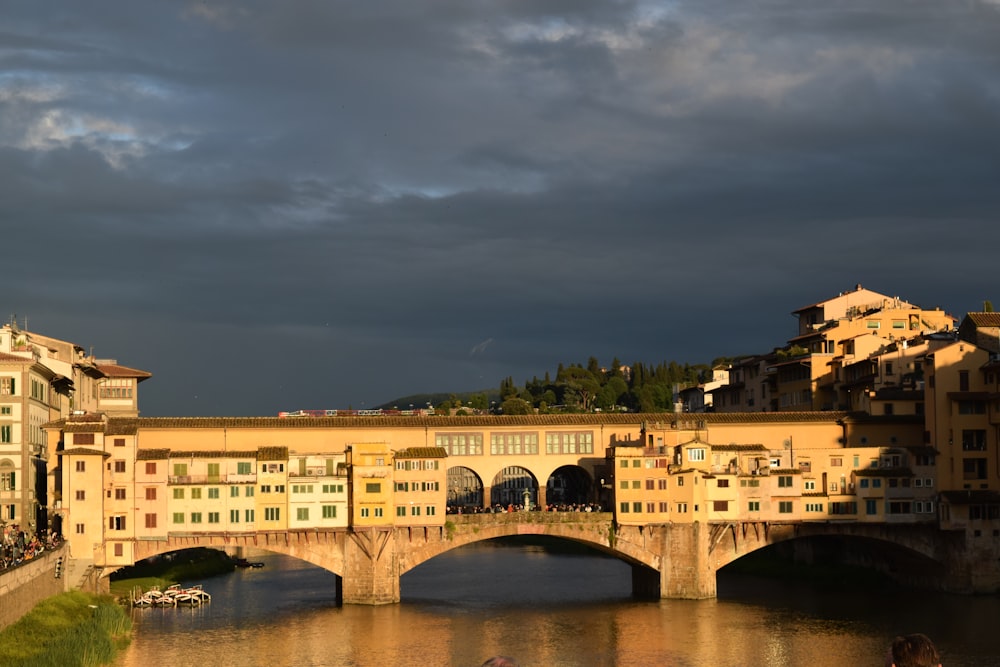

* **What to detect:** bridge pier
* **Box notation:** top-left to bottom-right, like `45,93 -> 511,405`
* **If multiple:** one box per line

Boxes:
647,523 -> 717,600
341,528 -> 400,605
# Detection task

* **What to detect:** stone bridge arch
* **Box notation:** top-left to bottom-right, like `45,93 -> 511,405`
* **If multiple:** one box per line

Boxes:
125,530 -> 352,578
398,513 -> 660,577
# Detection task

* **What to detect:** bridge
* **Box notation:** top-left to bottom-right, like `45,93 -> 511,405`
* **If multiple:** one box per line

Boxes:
127,511 -> 967,604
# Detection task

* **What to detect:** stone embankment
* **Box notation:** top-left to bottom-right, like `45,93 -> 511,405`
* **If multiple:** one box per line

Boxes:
0,547 -> 65,630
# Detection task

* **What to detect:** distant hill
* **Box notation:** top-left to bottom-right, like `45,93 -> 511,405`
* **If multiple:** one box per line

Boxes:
376,390 -> 500,410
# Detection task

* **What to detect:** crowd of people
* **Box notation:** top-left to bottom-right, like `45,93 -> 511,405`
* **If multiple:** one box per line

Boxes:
0,524 -> 59,571
447,502 -> 605,515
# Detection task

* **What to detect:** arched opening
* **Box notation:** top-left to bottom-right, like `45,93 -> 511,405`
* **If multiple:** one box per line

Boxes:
489,466 -> 537,511
545,465 -> 595,508
447,466 -> 484,512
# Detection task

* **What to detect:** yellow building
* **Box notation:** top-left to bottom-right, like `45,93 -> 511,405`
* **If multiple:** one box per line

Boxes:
392,447 -> 447,525
347,442 -> 394,527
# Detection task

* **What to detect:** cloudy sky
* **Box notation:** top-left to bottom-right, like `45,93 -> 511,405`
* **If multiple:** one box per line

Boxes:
4,1 -> 999,417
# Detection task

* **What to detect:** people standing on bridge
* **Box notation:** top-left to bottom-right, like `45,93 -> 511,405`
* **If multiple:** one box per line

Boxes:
885,633 -> 941,667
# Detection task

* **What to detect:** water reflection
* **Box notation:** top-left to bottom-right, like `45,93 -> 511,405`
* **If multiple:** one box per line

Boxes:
117,542 -> 998,667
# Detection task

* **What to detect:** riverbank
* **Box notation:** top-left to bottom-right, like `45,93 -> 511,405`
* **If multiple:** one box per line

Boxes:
109,546 -> 237,598
0,591 -> 131,667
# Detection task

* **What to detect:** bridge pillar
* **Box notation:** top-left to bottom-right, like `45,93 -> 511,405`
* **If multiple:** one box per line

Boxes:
341,528 -> 400,605
657,522 -> 717,599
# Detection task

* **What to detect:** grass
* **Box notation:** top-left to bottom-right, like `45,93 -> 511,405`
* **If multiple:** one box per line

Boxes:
0,591 -> 131,667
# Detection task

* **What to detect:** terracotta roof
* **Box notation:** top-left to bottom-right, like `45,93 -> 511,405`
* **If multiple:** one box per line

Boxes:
0,351 -> 31,363
96,363 -> 152,381
395,447 -> 448,459
258,446 -> 288,461
111,412 -> 856,430
136,449 -> 171,460
964,312 -> 1000,327
60,447 -> 110,457
712,444 -> 769,452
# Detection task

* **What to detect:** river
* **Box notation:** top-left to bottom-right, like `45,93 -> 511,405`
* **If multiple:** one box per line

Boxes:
115,541 -> 1000,666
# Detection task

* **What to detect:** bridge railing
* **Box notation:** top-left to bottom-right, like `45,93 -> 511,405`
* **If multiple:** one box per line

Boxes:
449,511 -> 613,526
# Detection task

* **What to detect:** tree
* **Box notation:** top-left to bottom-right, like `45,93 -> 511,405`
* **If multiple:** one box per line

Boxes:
985,300 -> 995,313
500,397 -> 532,415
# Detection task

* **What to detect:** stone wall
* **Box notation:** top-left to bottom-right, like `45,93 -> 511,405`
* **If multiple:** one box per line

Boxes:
0,547 -> 66,630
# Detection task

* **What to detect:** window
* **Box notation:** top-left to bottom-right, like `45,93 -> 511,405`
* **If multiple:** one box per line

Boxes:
366,483 -> 381,494
260,485 -> 271,493
410,506 -> 421,516
114,438 -> 125,447
677,477 -> 684,487
544,431 -> 595,455
265,507 -> 280,521
208,488 -> 220,499
0,377 -> 14,395
191,512 -> 202,524
114,460 -> 126,473
620,460 -> 629,468
830,457 -> 842,467
297,508 -> 309,521
245,509 -> 254,522
805,503 -> 823,512
872,479 -> 882,488
245,486 -> 255,497
230,487 -> 240,497
173,489 -> 184,500
230,509 -> 240,523
748,501 -> 760,512
396,506 -> 406,517
0,406 -> 10,415
676,503 -> 688,513
145,513 -> 157,528
619,502 -> 629,513
964,458 -> 988,480
778,476 -> 793,488
208,512 -> 220,524
0,425 -> 10,443
860,479 -> 869,488
114,488 -> 126,500
490,432 -> 540,455
173,463 -> 188,476
646,502 -> 655,513
717,479 -> 729,488
323,505 -> 337,519
632,502 -> 642,513
434,432 -> 484,456
145,462 -> 156,475
658,479 -> 668,490
960,370 -> 970,392
374,508 -> 383,518
0,472 -> 14,491
114,543 -> 123,557
688,448 -> 706,462
191,488 -> 203,500
237,462 -> 252,474
75,490 -> 85,501
74,433 -> 94,445
866,500 -> 878,515
619,481 -> 628,490
75,523 -> 85,534
778,501 -> 793,514
631,481 -> 640,489
172,513 -> 185,524
866,320 -> 880,329
962,430 -> 987,451
712,500 -> 729,512
75,460 -> 86,472
804,480 -> 816,491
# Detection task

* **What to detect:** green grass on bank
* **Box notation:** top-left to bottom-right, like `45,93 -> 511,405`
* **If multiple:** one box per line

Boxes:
0,591 -> 131,667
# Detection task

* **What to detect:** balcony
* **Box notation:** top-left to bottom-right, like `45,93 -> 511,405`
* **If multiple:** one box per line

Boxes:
168,474 -> 257,485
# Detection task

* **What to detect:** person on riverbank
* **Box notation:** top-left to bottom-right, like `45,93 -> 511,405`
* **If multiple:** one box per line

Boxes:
885,633 -> 941,667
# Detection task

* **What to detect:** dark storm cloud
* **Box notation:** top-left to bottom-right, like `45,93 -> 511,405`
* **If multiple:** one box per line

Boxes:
3,0 -> 1000,415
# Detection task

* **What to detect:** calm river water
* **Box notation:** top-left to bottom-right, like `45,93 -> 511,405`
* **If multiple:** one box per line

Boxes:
115,542 -> 1000,667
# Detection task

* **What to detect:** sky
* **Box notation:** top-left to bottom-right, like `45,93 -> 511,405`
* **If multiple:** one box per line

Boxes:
3,1 -> 1000,417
